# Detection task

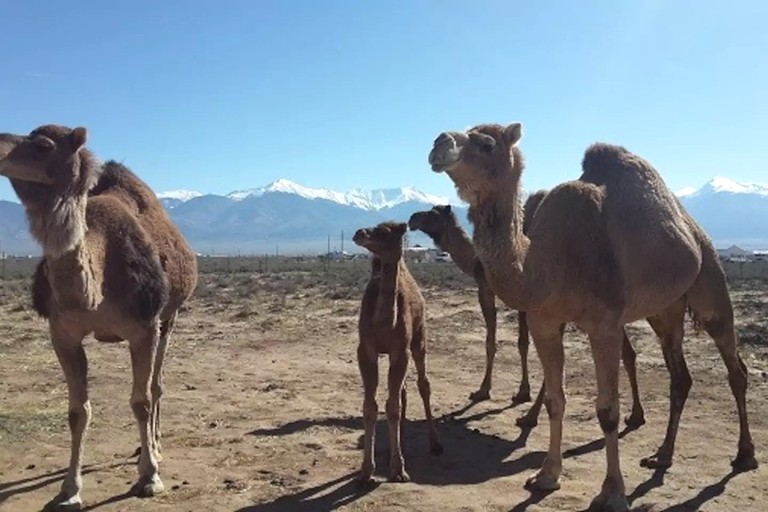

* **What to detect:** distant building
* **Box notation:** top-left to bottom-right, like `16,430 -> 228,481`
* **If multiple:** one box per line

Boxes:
717,245 -> 752,262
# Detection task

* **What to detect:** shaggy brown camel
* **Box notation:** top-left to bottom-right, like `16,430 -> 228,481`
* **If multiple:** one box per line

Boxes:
408,204 -> 531,404
408,202 -> 645,429
0,125 -> 197,511
353,221 -> 443,483
428,122 -> 756,510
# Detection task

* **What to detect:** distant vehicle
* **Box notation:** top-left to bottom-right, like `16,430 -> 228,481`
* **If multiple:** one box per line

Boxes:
435,251 -> 451,262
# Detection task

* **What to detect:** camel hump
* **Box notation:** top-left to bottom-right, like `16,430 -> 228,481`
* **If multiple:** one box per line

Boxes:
523,190 -> 548,235
90,161 -> 161,215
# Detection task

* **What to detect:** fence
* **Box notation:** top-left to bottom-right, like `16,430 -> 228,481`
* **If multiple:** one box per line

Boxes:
2,254 -> 768,282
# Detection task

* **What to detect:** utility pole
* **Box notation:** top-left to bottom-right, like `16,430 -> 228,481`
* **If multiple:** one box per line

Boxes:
341,230 -> 344,253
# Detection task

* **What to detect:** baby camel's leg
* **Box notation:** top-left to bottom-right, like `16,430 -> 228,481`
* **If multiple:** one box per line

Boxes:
357,342 -> 379,483
411,328 -> 443,456
386,350 -> 410,482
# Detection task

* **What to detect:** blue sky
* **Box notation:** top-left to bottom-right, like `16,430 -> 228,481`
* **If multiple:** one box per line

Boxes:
1,1 -> 766,202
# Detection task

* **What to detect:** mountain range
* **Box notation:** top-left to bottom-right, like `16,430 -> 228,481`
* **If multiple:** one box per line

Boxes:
2,177 -> 767,255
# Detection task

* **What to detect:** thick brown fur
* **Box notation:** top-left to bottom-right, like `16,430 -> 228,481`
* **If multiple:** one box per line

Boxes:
353,221 -> 443,484
0,124 -> 197,510
428,122 -> 756,510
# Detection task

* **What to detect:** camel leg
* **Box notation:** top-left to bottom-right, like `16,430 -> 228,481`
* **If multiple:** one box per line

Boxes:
45,330 -> 90,512
524,317 -> 565,491
512,310 -> 532,404
586,322 -> 629,512
621,328 -> 645,429
150,313 -> 176,462
400,383 -> 407,454
685,254 -> 757,471
357,343 -> 379,483
411,335 -> 443,456
128,325 -> 164,498
386,351 -> 410,482
640,300 -> 690,469
469,278 -> 496,402
516,380 -> 544,428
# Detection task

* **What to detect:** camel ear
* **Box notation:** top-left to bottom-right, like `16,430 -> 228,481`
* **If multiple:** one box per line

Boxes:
503,123 -> 523,146
70,127 -> 87,151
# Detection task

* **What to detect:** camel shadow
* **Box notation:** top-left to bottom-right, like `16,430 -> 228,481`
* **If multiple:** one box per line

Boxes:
0,461 -> 128,506
233,472 -> 376,512
628,468 -> 741,512
249,402 -> 542,487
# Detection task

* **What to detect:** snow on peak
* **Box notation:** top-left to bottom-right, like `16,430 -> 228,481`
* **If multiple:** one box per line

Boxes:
156,190 -> 203,201
680,177 -> 768,198
227,179 -> 451,210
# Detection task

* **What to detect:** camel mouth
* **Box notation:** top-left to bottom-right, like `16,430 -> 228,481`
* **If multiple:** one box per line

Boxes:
407,215 -> 422,231
0,134 -> 23,176
429,131 -> 467,173
352,229 -> 368,246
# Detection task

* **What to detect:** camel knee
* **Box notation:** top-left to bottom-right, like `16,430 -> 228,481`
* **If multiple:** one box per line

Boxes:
386,397 -> 402,423
363,398 -> 378,422
597,406 -> 619,434
543,393 -> 564,420
67,402 -> 91,433
728,365 -> 748,395
131,397 -> 151,423
417,376 -> 431,398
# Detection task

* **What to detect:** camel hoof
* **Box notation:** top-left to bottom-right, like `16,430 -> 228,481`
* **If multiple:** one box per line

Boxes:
469,390 -> 490,402
731,452 -> 758,472
588,491 -> 629,512
524,470 -> 560,491
640,453 -> 672,469
516,414 -> 538,429
43,493 -> 83,512
388,469 -> 410,483
430,441 -> 444,456
130,474 -> 165,498
356,475 -> 378,488
623,412 -> 645,430
511,390 -> 532,405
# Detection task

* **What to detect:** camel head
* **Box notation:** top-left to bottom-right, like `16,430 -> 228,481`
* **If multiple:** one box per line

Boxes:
0,124 -> 97,203
353,221 -> 408,261
428,123 -> 523,206
408,205 -> 455,239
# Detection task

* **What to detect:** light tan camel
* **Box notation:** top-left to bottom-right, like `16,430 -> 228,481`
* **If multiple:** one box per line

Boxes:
0,125 -> 197,511
408,202 -> 645,429
353,221 -> 443,483
428,122 -> 756,510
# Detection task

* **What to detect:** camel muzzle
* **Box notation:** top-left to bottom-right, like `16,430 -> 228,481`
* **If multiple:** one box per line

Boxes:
428,131 -> 467,172
0,134 -> 22,173
352,229 -> 368,246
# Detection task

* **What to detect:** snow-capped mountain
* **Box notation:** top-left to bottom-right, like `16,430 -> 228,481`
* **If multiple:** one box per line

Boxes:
201,179 -> 450,211
2,177 -> 767,255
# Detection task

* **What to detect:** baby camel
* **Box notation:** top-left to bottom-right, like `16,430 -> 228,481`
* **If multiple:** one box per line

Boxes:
408,203 -> 645,429
353,221 -> 443,483
0,126 -> 197,511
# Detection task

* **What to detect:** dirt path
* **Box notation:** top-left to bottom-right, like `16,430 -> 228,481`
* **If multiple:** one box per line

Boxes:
1,274 -> 767,511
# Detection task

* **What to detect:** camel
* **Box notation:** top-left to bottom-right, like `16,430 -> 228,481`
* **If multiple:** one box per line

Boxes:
408,204 -> 530,404
427,122 -> 756,510
0,125 -> 197,511
353,221 -> 443,483
408,202 -> 645,429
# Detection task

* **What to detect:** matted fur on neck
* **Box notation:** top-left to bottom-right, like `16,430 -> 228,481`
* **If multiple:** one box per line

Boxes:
15,150 -> 101,257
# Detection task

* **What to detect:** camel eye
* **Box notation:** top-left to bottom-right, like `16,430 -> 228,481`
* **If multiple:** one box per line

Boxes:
31,136 -> 55,153
470,132 -> 496,153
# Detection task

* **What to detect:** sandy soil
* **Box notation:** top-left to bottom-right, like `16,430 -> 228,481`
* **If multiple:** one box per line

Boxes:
1,271 -> 767,512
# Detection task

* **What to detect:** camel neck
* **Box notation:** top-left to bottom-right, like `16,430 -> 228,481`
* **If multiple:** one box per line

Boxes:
373,259 -> 400,326
25,195 -> 88,258
468,164 -> 532,310
433,224 -> 477,276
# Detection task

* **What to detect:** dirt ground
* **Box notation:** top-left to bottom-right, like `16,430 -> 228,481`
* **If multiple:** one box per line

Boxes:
1,269 -> 767,512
